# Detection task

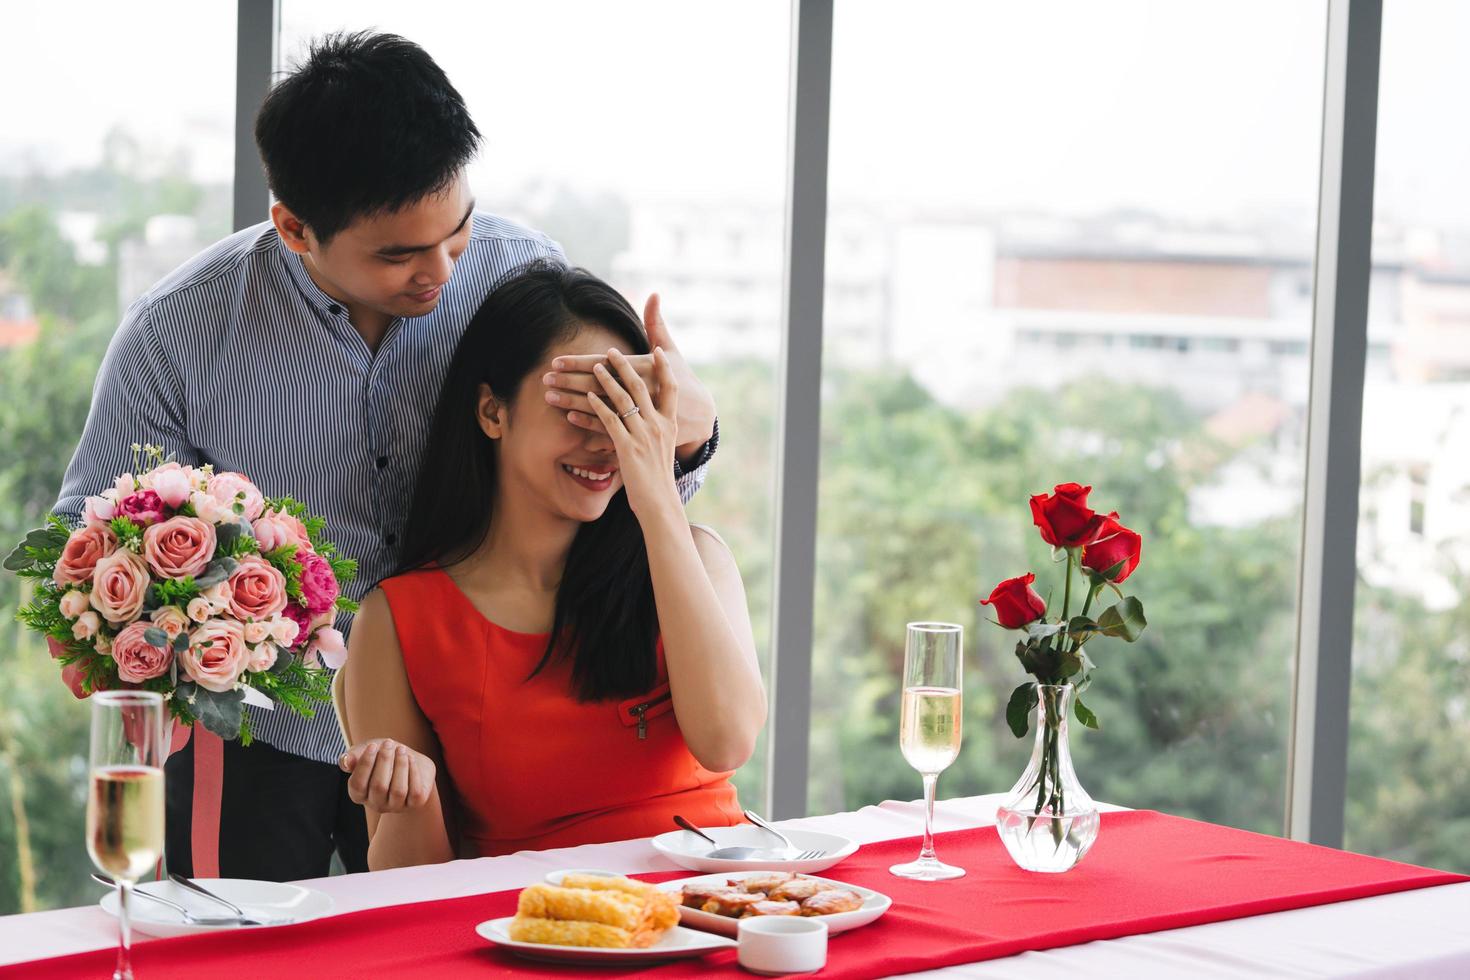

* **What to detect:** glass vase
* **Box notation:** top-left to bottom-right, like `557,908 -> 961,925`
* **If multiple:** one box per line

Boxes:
996,683 -> 1099,872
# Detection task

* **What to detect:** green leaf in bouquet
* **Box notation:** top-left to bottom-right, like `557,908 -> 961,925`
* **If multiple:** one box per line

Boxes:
1096,597 -> 1147,641
192,687 -> 245,740
269,648 -> 295,674
151,577 -> 200,608
172,631 -> 189,653
194,556 -> 239,590
26,527 -> 59,553
1006,682 -> 1039,738
109,517 -> 143,551
215,521 -> 241,552
143,627 -> 169,648
1074,695 -> 1100,730
5,525 -> 67,571
3,540 -> 35,571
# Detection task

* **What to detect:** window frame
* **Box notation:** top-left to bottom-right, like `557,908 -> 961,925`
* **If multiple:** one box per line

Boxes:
238,0 -> 1383,841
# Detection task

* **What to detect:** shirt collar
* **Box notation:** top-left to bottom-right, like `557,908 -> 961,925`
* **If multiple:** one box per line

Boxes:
276,233 -> 351,317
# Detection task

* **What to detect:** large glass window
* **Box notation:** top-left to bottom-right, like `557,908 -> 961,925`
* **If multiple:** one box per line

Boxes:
809,0 -> 1329,828
0,2 -> 235,915
280,1 -> 792,804
1346,0 -> 1470,872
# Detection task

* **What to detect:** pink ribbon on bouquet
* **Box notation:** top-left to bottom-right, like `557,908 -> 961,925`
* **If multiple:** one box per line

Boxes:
165,722 -> 224,879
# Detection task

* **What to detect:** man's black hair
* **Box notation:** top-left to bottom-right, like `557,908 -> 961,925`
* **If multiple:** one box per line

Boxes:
254,31 -> 481,243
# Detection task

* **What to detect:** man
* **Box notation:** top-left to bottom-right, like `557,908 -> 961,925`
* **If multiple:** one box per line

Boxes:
56,31 -> 718,881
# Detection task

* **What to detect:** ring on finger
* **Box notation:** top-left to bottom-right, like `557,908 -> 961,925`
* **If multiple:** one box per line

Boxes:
619,406 -> 640,419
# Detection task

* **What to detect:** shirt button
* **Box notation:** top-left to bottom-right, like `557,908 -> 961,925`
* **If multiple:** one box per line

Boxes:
385,533 -> 397,546
375,455 -> 389,469
327,303 -> 342,316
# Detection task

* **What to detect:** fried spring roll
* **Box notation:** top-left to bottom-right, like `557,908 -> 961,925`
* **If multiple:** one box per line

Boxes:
516,884 -> 643,931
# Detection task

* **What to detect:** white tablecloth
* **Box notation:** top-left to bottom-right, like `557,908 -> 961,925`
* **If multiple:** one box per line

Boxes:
3,794 -> 1468,977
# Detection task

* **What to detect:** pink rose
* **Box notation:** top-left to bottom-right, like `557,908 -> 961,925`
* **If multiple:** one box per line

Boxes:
89,550 -> 150,623
144,464 -> 193,509
181,620 -> 247,693
227,556 -> 287,620
59,589 -> 90,619
113,474 -> 137,498
116,489 -> 166,527
112,621 -> 173,683
189,491 -> 235,525
142,516 -> 217,580
252,511 -> 311,554
297,550 -> 339,616
206,472 -> 266,522
269,615 -> 301,649
186,596 -> 211,623
54,524 -> 118,585
246,641 -> 278,673
72,611 -> 101,641
82,493 -> 117,525
305,627 -> 347,670
203,581 -> 233,613
243,620 -> 271,645
149,605 -> 191,641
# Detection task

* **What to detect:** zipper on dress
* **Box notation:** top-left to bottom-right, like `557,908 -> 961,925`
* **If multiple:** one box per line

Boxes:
628,691 -> 674,739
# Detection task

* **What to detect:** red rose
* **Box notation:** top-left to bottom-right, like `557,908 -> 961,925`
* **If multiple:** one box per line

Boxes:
980,573 -> 1047,629
1030,483 -> 1109,549
1081,515 -> 1142,583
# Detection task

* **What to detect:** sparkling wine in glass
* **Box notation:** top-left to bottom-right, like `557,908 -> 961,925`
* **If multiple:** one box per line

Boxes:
890,622 -> 966,881
87,690 -> 166,980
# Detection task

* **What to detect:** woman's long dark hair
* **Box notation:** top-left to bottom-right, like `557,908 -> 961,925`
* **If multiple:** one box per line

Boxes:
396,261 -> 658,701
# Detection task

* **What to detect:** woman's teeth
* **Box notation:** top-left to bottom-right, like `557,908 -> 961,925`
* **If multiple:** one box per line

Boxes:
563,464 -> 613,481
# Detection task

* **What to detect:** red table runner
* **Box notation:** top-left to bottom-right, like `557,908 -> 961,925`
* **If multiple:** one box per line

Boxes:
9,810 -> 1466,979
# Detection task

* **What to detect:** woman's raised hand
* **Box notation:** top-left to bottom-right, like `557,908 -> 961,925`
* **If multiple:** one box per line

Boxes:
339,738 -> 437,813
586,347 -> 682,520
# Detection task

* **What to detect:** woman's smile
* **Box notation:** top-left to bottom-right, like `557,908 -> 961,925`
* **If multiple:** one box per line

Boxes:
561,462 -> 618,491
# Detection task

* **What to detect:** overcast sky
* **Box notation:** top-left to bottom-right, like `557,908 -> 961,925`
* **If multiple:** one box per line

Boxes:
1,1 -> 1465,230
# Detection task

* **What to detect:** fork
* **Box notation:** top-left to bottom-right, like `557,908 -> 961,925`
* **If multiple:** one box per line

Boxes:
91,873 -> 290,926
742,809 -> 827,861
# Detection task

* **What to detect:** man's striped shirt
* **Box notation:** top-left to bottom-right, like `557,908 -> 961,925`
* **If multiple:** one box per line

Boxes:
56,213 -> 712,764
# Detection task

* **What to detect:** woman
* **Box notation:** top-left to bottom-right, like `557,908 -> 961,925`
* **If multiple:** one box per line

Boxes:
337,262 -> 765,869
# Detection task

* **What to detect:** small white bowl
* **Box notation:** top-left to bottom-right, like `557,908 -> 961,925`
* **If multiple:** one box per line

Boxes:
738,916 -> 828,975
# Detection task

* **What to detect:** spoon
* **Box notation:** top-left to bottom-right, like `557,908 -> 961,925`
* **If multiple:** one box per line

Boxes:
673,815 -> 783,861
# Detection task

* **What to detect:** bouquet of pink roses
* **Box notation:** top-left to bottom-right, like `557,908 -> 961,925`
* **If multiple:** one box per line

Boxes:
4,445 -> 357,741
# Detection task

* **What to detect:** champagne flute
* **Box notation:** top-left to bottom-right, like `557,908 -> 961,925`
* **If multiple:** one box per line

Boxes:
87,690 -> 166,980
890,622 -> 966,880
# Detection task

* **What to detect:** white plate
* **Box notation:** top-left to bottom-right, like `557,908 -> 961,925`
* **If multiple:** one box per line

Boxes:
650,825 -> 858,874
657,871 -> 891,937
100,879 -> 334,938
475,917 -> 737,964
